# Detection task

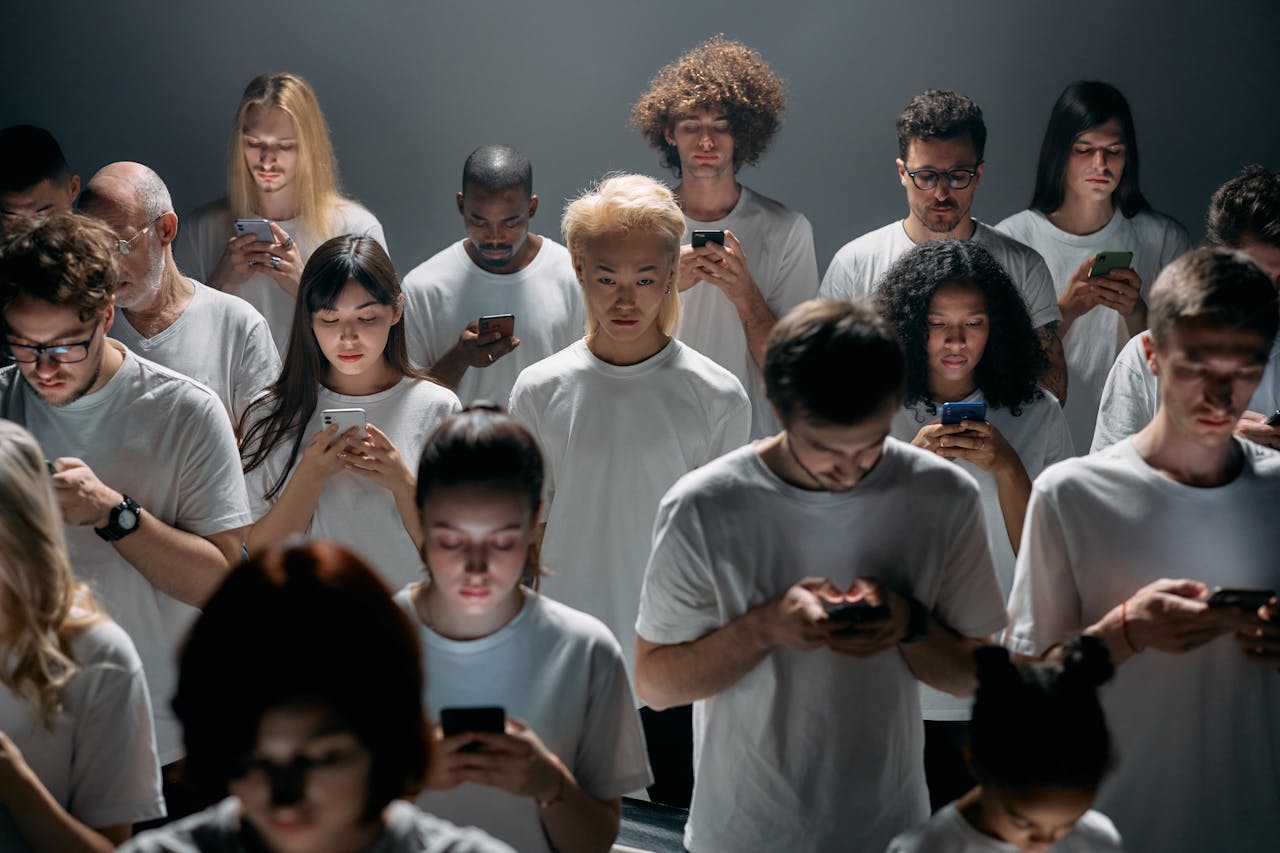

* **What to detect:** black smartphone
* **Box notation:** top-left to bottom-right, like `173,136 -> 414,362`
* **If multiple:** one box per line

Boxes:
824,599 -> 891,626
478,313 -> 515,338
941,401 -> 988,425
691,229 -> 725,248
45,458 -> 58,475
440,706 -> 505,753
1088,251 -> 1133,278
1266,410 -> 1280,427
1206,588 -> 1275,612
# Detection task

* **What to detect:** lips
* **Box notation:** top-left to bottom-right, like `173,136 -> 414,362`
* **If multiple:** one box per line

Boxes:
610,317 -> 639,326
337,353 -> 363,363
460,587 -> 490,600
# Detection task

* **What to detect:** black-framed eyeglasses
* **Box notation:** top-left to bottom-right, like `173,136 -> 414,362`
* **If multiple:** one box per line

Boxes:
5,335 -> 96,364
117,215 -> 166,256
905,166 -> 980,191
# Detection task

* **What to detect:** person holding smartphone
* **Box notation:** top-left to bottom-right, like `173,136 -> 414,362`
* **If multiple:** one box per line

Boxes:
239,235 -> 460,591
996,82 -> 1192,453
1005,248 -> 1280,853
396,405 -> 650,853
878,239 -> 1074,809
176,73 -> 387,351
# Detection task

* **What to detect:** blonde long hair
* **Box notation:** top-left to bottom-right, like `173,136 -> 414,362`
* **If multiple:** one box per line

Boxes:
226,72 -> 344,239
0,422 -> 103,728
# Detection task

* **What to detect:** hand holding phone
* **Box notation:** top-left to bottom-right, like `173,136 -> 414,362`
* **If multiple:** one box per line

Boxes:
1266,410 -> 1280,427
321,408 -> 367,440
440,706 -> 506,753
1088,251 -> 1133,278
691,229 -> 725,248
941,401 -> 987,425
824,598 -> 891,627
234,218 -> 275,243
478,313 -> 515,339
1207,587 -> 1276,613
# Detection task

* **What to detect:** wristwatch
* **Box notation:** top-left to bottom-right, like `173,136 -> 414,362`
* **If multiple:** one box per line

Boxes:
95,495 -> 142,542
900,596 -> 929,644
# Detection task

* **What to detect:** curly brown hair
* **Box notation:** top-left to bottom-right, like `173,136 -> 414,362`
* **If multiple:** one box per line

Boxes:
0,211 -> 118,324
630,35 -> 786,175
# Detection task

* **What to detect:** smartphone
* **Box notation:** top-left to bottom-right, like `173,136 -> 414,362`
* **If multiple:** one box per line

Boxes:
320,407 -> 367,439
691,229 -> 725,248
824,599 -> 891,625
1265,410 -> 1280,427
941,401 -> 988,425
478,313 -> 515,338
234,218 -> 275,243
440,706 -> 505,753
1206,587 -> 1275,611
1088,251 -> 1133,278
45,458 -> 58,475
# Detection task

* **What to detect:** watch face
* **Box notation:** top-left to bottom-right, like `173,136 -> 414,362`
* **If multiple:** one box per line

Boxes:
118,508 -> 139,530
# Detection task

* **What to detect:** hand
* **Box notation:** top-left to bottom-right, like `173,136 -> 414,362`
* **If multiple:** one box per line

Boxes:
441,717 -> 571,803
207,232 -> 263,291
49,458 -> 124,527
1235,411 -> 1280,450
1121,579 -> 1249,654
342,423 -> 415,500
295,424 -> 361,483
1090,265 -> 1145,324
932,420 -> 1018,474
453,321 -> 520,368
762,577 -> 841,651
823,578 -> 911,659
0,731 -> 39,800
1057,257 -> 1104,322
245,222 -> 304,298
1235,597 -> 1280,669
684,230 -> 760,305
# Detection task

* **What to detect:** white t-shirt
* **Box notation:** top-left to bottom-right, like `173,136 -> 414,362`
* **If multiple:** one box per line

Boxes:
677,185 -> 819,439
995,209 -> 1192,453
886,803 -> 1123,853
109,278 -> 281,426
176,198 -> 387,352
395,588 -> 651,853
508,339 -> 750,675
1004,438 -> 1280,853
122,797 -> 515,853
0,344 -> 253,764
0,616 -> 164,846
635,441 -> 1006,853
891,389 -> 1073,720
402,238 -> 585,407
244,377 -> 461,592
1092,332 -> 1280,452
819,219 -> 1062,329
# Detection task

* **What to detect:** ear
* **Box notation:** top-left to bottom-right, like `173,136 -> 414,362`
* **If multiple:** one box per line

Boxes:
896,158 -> 909,189
527,194 -> 539,219
973,160 -> 986,188
391,293 -> 404,326
455,191 -> 465,217
67,174 -> 81,203
571,254 -> 586,286
156,211 -> 179,247
663,125 -> 676,147
1140,332 -> 1159,376
102,297 -> 115,334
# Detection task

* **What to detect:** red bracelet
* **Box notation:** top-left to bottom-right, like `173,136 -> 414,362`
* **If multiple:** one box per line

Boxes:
1120,598 -> 1140,654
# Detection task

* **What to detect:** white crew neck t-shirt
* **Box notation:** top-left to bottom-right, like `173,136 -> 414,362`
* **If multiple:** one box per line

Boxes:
1005,438 -> 1280,853
886,802 -> 1123,853
677,185 -> 818,439
244,377 -> 460,592
177,198 -> 387,351
820,219 -> 1062,330
1092,331 -> 1280,452
395,588 -> 651,853
0,616 -> 165,846
636,440 -> 1006,853
0,345 -> 252,764
892,388 -> 1073,720
508,338 -> 749,675
402,238 -> 584,407
995,209 -> 1191,453
109,277 -> 281,426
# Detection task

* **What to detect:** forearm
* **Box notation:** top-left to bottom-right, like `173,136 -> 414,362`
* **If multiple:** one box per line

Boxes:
1082,605 -> 1136,667
899,619 -> 987,697
1036,323 -> 1068,405
426,345 -> 469,391
245,470 -> 324,554
636,607 -> 774,711
732,287 -> 778,370
115,512 -> 234,607
540,777 -> 620,853
2,768 -> 117,853
994,464 -> 1032,556
1122,301 -> 1148,339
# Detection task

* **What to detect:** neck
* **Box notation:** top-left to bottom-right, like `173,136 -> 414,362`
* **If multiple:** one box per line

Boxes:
757,432 -> 823,491
414,581 -> 525,641
1130,412 -> 1244,487
124,259 -> 194,338
587,328 -> 670,367
1047,194 -> 1115,236
928,374 -> 977,404
956,786 -> 1006,843
675,175 -> 741,222
903,214 -> 977,245
85,338 -> 126,397
253,186 -> 298,222
322,357 -> 402,397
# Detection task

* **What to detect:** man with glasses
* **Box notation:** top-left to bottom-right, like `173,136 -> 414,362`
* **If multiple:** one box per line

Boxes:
820,90 -> 1067,403
79,162 -> 280,427
0,211 -> 253,821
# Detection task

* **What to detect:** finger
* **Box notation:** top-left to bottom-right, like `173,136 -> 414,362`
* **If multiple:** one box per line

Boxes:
504,715 -> 528,734
1238,410 -> 1267,424
362,423 -> 391,446
267,221 -> 289,244
1154,579 -> 1210,600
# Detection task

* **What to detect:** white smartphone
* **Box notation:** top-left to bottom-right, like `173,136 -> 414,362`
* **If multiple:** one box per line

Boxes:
321,407 -> 367,438
234,218 -> 275,243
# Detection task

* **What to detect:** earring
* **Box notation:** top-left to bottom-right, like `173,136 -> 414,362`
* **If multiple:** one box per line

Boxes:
665,286 -> 672,294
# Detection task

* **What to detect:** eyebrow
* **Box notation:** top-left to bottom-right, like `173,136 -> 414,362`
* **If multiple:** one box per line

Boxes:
429,522 -> 524,532
594,263 -> 658,273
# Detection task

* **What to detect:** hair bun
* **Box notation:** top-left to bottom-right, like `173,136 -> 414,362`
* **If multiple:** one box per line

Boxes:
974,644 -> 1021,691
1060,634 -> 1115,690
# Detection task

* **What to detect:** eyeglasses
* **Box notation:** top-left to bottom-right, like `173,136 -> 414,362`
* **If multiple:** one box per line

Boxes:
117,215 -> 166,256
905,166 -> 980,191
5,334 -> 97,364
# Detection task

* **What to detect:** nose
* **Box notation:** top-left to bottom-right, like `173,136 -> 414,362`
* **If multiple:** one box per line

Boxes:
464,545 -> 488,574
698,128 -> 714,150
932,180 -> 952,199
1092,148 -> 1109,169
1205,374 -> 1233,409
945,325 -> 966,347
33,352 -> 61,376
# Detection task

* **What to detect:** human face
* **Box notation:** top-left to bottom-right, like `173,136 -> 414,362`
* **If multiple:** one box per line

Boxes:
898,136 -> 984,236
456,185 -> 538,273
926,280 -> 990,398
783,396 -> 897,492
229,704 -> 379,853
4,295 -> 111,407
419,484 -> 534,630
974,785 -> 1095,852
242,106 -> 299,197
664,108 -> 735,180
1063,118 -> 1127,206
1238,236 -> 1280,290
576,231 -> 673,364
0,176 -> 79,230
310,280 -> 402,388
1147,317 -> 1270,446
81,200 -> 165,311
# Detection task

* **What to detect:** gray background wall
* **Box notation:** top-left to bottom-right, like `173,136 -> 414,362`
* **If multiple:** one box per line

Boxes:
3,0 -> 1277,277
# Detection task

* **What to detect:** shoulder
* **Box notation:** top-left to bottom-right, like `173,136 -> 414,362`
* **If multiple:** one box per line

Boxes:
1068,810 -> 1124,848
403,241 -> 467,289
885,437 -> 982,494
512,343 -> 585,392
182,198 -> 231,228
739,186 -> 810,231
68,616 -> 144,672
974,222 -> 1048,266
528,594 -> 627,657
993,208 -> 1042,239
331,200 -> 383,233
534,236 -> 574,264
131,351 -> 225,413
402,376 -> 463,409
664,444 -> 762,505
190,280 -> 271,326
1242,438 -> 1280,478
1034,442 -> 1132,496
385,800 -> 516,852
833,221 -> 902,264
669,342 -> 748,397
1130,208 -> 1189,238
122,798 -> 240,852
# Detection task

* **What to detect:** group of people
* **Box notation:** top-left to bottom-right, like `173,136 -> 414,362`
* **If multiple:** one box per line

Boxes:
0,32 -> 1276,853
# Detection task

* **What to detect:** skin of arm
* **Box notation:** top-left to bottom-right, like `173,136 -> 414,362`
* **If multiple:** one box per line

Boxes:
427,322 -> 519,392
0,732 -> 124,852
244,424 -> 355,555
681,232 -> 779,369
1036,322 -> 1068,405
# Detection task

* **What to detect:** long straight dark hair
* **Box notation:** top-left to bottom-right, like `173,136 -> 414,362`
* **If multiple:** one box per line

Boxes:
1029,81 -> 1151,218
239,235 -> 429,501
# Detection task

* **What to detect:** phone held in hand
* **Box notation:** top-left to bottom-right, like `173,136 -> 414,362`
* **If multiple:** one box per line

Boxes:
234,218 -> 275,243
824,599 -> 891,626
691,229 -> 725,248
440,706 -> 505,753
1088,251 -> 1133,278
941,401 -> 988,425
320,407 -> 367,439
1265,410 -> 1280,427
478,313 -> 515,338
1206,587 -> 1275,612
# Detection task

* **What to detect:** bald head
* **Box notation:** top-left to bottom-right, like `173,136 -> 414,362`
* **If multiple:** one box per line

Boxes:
79,161 -> 173,223
461,145 -> 532,197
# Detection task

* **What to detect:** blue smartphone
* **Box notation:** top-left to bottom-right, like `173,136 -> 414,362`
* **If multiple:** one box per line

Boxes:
941,401 -> 987,425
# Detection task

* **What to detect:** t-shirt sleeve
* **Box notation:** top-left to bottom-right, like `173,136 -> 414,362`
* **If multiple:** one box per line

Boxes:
763,214 -> 819,315
571,635 -> 653,798
1004,479 -> 1084,656
706,388 -> 751,461
232,313 -> 282,428
635,491 -> 722,644
931,482 -> 1008,638
1042,400 -> 1076,465
818,249 -> 856,301
1090,335 -> 1155,453
175,392 -> 254,535
1021,253 -> 1064,328
507,376 -> 553,520
175,207 -> 225,284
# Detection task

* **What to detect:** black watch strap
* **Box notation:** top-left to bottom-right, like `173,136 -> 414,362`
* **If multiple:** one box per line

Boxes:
900,596 -> 929,644
95,495 -> 142,542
